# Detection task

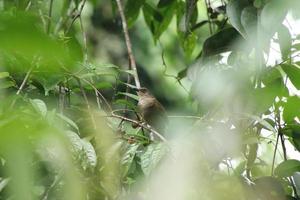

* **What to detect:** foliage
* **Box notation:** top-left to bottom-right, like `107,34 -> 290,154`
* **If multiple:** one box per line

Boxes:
0,0 -> 300,199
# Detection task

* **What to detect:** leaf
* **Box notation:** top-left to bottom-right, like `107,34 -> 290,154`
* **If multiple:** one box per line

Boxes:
274,159 -> 300,177
242,113 -> 277,133
81,139 -> 97,169
0,72 -> 9,79
0,178 -> 10,192
121,144 -> 140,176
183,32 -> 197,56
277,25 -> 292,60
283,96 -> 300,123
261,0 -> 288,35
65,131 -> 97,170
226,0 -> 250,37
57,113 -> 79,132
30,99 -> 47,117
157,0 -> 174,8
241,6 -> 257,38
202,27 -> 243,57
140,143 -> 167,175
118,92 -> 139,101
281,64 -> 300,89
125,0 -> 145,28
0,80 -> 15,89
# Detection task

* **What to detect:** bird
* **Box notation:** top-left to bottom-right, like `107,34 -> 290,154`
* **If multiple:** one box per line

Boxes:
136,87 -> 167,139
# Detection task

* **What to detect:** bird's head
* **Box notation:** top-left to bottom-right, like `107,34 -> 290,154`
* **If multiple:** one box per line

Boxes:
136,87 -> 151,97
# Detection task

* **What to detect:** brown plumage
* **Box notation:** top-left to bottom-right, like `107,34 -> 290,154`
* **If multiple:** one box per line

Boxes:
137,88 -> 167,135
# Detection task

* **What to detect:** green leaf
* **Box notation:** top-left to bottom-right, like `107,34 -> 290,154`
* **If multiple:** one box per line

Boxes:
281,64 -> 300,89
241,6 -> 257,38
157,0 -> 174,8
243,113 -> 277,133
81,139 -> 97,169
0,80 -> 15,89
118,92 -> 139,101
283,96 -> 300,123
226,0 -> 250,37
140,143 -> 167,175
277,25 -> 292,60
274,159 -> 300,177
30,99 -> 47,117
0,72 -> 9,79
57,113 -> 80,132
121,143 -> 139,176
0,178 -> 10,192
183,32 -> 197,56
261,0 -> 288,35
125,0 -> 145,28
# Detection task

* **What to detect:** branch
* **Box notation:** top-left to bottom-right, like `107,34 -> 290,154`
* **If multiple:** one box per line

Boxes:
115,0 -> 141,88
110,112 -> 167,143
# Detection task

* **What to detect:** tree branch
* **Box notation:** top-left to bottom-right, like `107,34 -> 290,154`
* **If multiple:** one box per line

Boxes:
115,0 -> 141,89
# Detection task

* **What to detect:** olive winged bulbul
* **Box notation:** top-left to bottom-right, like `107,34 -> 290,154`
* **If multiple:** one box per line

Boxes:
136,87 -> 167,136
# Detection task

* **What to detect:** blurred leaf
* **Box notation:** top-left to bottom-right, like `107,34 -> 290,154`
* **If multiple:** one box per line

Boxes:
277,25 -> 292,60
113,99 -> 137,110
0,72 -> 9,79
254,176 -> 286,199
118,92 -> 139,101
30,99 -> 47,117
57,113 -> 80,132
274,159 -> 300,177
81,139 -> 97,170
183,32 -> 197,56
243,113 -> 277,133
226,0 -> 249,37
0,80 -> 15,89
157,0 -> 173,8
241,6 -> 257,38
261,0 -> 288,35
65,131 -> 97,170
281,64 -> 300,89
140,143 -> 167,176
125,0 -> 145,28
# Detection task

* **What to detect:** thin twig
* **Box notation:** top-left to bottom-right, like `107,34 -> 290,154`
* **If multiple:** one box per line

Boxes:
16,66 -> 34,95
110,113 -> 167,143
271,133 -> 280,176
115,0 -> 141,88
81,78 -> 112,111
75,78 -> 97,130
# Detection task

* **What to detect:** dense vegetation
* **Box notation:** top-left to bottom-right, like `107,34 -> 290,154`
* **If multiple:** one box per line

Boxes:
0,0 -> 300,199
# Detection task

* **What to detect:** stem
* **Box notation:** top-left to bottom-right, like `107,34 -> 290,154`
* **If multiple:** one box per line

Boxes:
271,133 -> 280,176
115,0 -> 141,88
76,78 -> 97,130
16,66 -> 34,95
110,113 -> 167,143
47,0 -> 54,34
